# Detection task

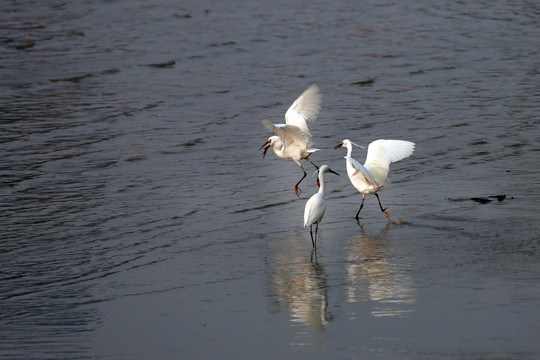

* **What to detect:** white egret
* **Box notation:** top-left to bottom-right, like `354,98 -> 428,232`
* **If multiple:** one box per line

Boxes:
260,84 -> 322,196
334,139 -> 415,220
304,165 -> 339,248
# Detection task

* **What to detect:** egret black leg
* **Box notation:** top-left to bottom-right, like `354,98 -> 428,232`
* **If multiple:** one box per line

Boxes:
374,193 -> 387,212
355,196 -> 365,220
294,166 -> 307,197
310,225 -> 315,248
375,193 -> 390,220
307,158 -> 320,187
314,222 -> 319,248
307,158 -> 319,170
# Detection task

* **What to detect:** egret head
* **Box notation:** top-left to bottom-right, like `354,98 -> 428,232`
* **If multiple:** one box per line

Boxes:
320,164 -> 340,176
333,139 -> 364,150
259,136 -> 279,158
334,139 -> 347,149
314,164 -> 339,187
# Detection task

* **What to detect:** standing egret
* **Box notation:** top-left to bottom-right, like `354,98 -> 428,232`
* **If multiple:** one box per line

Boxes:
260,84 -> 322,196
334,139 -> 415,220
304,165 -> 339,248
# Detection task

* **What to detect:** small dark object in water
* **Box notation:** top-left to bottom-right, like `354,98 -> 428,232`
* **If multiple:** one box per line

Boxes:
471,195 -> 506,203
471,197 -> 492,204
351,78 -> 375,86
50,73 -> 94,83
448,195 -> 508,204
183,138 -> 204,147
147,60 -> 176,68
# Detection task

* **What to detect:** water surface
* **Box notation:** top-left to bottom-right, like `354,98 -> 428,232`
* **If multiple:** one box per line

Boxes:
1,0 -> 539,359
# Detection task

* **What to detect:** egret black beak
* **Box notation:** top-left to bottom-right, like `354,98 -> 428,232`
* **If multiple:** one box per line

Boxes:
329,168 -> 340,176
333,142 -> 343,150
260,140 -> 271,158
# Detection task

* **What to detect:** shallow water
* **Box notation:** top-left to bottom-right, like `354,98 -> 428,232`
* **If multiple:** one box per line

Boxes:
1,0 -> 539,359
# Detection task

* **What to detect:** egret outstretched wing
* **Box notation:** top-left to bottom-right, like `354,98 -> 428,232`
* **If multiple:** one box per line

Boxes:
365,139 -> 415,170
285,84 -> 321,131
364,140 -> 415,184
262,119 -> 312,150
345,155 -> 379,187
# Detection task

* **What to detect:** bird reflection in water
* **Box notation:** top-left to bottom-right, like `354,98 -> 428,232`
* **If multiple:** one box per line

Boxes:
345,224 -> 416,318
267,236 -> 332,333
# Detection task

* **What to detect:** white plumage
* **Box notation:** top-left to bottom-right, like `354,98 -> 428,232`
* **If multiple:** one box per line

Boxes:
260,84 -> 322,196
284,83 -> 321,131
304,165 -> 339,248
335,139 -> 415,220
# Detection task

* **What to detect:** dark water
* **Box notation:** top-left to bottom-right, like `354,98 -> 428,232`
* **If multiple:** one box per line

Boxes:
1,0 -> 539,358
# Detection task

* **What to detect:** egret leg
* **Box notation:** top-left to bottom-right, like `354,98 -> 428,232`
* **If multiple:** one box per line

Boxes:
306,158 -> 319,170
306,158 -> 321,187
375,193 -> 390,220
314,222 -> 319,248
294,165 -> 307,197
310,225 -> 315,248
355,196 -> 365,220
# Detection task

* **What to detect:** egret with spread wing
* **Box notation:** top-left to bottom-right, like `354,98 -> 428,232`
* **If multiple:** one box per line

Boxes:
260,84 -> 322,196
304,165 -> 339,248
334,139 -> 415,220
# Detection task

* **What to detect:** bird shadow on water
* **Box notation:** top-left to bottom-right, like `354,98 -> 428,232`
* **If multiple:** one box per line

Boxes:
266,235 -> 333,335
344,223 -> 416,318
265,220 -> 415,340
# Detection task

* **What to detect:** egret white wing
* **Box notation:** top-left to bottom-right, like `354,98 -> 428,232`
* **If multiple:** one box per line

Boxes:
345,156 -> 379,187
364,139 -> 414,187
304,193 -> 325,227
262,120 -> 312,149
365,139 -> 415,169
285,84 -> 321,131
